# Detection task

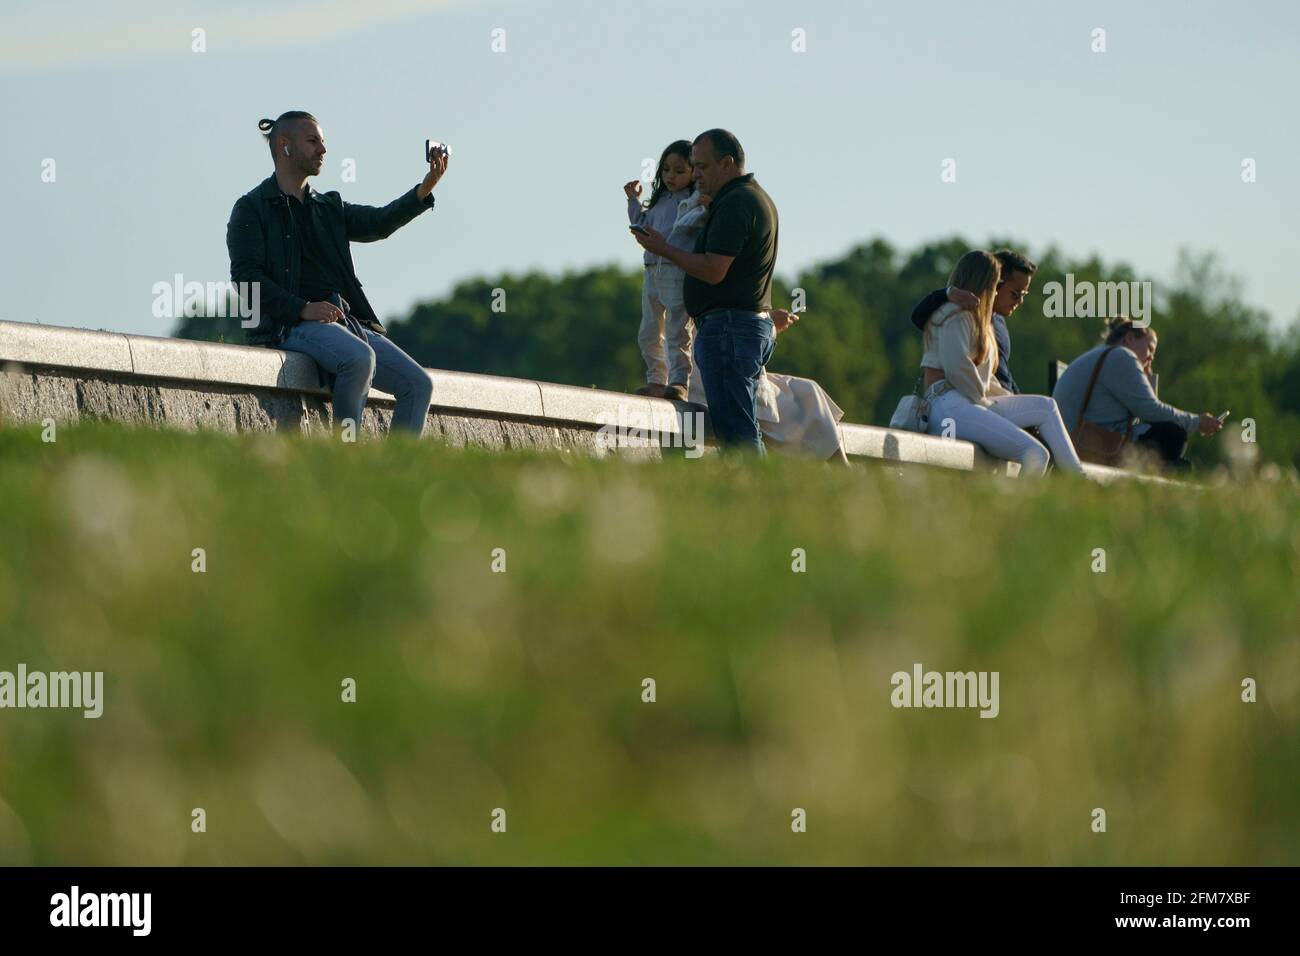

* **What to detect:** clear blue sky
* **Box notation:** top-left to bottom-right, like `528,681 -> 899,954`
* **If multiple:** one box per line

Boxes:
3,0 -> 1297,338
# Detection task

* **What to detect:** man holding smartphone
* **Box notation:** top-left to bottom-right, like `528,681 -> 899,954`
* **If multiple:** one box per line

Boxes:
632,129 -> 780,454
226,110 -> 449,436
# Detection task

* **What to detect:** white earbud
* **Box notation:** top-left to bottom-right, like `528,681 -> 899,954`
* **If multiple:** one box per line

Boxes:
283,146 -> 290,157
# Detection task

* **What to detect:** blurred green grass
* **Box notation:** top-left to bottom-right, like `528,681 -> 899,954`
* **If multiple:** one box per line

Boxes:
0,422 -> 1297,865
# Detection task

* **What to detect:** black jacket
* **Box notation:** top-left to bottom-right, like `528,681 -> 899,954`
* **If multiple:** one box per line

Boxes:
226,175 -> 434,346
910,288 -> 1020,394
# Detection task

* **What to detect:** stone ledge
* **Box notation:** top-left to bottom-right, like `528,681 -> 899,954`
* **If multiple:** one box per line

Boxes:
0,322 -> 134,373
1,319 -> 1173,483
430,369 -> 544,419
538,382 -> 689,436
839,423 -> 981,471
0,321 -> 699,438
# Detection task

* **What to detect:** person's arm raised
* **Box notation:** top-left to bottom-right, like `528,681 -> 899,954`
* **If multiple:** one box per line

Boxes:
624,181 -> 646,224
346,149 -> 448,242
414,148 -> 448,202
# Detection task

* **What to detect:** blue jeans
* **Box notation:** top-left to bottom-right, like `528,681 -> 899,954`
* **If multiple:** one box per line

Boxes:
692,309 -> 776,454
281,294 -> 433,435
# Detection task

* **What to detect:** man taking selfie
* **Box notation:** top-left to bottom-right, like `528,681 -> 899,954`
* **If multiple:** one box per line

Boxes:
226,110 -> 448,436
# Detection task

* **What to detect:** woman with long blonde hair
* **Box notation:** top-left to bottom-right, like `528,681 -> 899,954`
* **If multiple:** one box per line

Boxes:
918,250 -> 1084,476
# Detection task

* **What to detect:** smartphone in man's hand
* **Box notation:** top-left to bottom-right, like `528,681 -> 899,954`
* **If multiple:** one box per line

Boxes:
425,139 -> 450,162
629,223 -> 649,236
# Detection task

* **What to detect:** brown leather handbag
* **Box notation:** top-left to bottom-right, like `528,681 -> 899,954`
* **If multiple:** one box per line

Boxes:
1070,347 -> 1134,466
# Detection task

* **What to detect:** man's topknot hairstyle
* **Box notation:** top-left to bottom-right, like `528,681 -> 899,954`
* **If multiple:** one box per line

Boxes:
258,111 -> 318,159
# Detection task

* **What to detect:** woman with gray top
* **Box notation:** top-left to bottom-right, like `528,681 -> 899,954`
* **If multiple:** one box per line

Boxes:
1052,316 -> 1224,469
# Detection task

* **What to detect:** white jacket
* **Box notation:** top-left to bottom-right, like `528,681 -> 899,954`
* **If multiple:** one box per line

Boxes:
920,302 -> 1008,406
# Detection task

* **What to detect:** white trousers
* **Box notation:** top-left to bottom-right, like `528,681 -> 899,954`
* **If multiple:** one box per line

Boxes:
927,390 -> 1085,477
638,263 -> 694,386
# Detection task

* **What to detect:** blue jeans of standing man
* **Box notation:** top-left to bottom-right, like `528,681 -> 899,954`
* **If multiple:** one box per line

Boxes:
280,293 -> 433,435
692,309 -> 776,454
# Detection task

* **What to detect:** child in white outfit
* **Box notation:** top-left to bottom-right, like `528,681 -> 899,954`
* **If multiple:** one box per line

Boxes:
624,140 -> 706,401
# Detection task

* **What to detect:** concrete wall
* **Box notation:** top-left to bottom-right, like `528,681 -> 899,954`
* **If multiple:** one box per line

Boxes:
1,320 -> 1151,482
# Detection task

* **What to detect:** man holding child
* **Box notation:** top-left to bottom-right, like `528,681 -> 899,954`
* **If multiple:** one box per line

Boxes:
632,129 -> 783,454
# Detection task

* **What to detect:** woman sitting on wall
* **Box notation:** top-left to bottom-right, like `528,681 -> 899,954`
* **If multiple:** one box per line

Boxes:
918,250 -> 1085,477
1052,316 -> 1224,469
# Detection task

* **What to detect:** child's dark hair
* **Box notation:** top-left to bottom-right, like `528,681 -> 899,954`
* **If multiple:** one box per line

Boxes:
643,140 -> 695,210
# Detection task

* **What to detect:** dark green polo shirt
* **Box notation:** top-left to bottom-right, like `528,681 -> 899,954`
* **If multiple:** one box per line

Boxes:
682,173 -> 779,319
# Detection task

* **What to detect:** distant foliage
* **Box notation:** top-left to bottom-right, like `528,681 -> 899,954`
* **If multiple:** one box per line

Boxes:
170,302 -> 249,347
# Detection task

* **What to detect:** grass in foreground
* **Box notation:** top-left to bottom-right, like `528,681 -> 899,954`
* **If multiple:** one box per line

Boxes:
0,422 -> 1297,865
